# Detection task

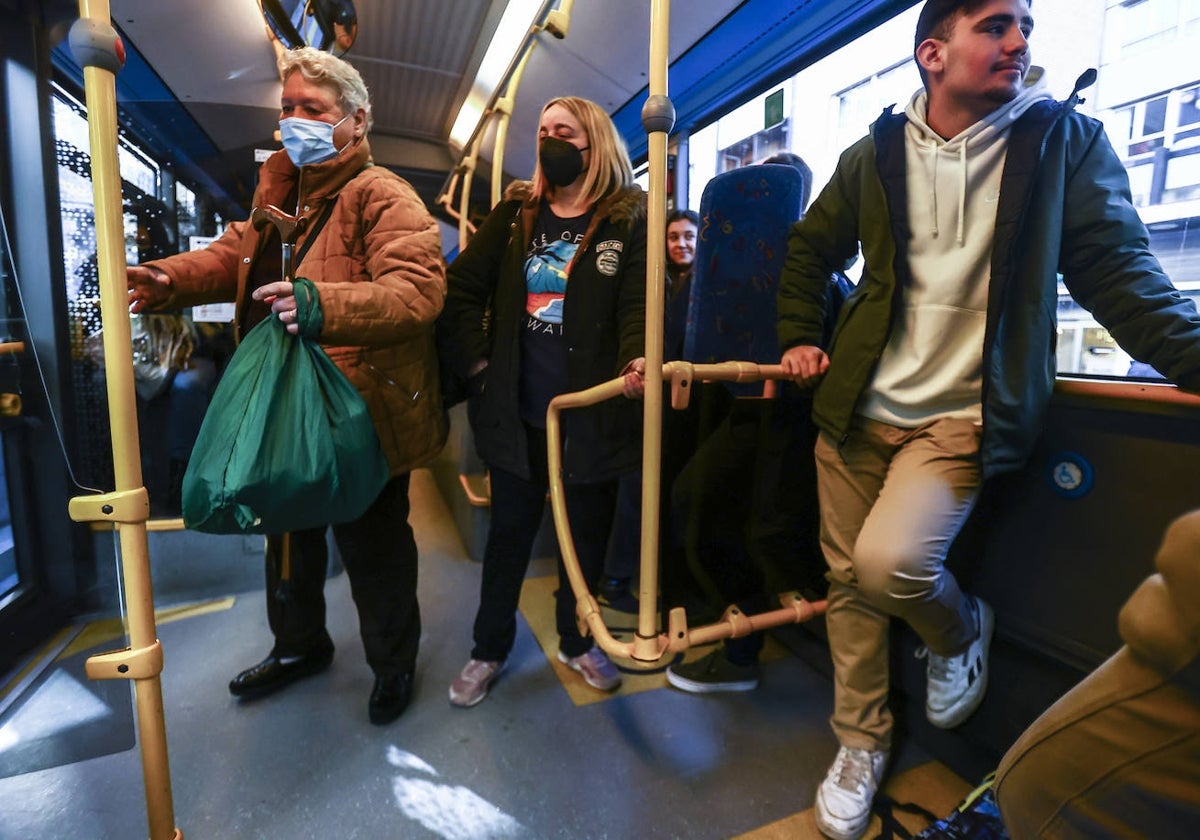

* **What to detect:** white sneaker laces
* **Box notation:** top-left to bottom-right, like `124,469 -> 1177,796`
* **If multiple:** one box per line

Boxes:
833,748 -> 875,792
915,645 -> 958,682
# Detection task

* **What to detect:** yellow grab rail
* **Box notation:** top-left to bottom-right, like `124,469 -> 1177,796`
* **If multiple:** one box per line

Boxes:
545,361 -> 828,665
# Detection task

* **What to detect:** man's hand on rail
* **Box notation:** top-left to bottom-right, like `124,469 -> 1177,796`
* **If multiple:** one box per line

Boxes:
621,357 -> 646,399
780,345 -> 829,388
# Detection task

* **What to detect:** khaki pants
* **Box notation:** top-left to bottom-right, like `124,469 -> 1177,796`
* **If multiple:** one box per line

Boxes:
995,649 -> 1200,839
815,416 -> 982,751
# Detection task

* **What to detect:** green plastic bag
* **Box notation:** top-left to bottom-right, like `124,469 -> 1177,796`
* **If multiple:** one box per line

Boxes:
181,313 -> 390,534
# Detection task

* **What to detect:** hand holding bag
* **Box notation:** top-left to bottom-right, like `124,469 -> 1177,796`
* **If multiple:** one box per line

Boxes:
181,278 -> 390,533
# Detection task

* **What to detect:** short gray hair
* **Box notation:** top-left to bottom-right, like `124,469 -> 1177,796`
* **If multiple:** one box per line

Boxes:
278,46 -> 373,130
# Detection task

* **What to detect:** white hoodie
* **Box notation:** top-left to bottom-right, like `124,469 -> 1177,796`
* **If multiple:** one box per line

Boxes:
858,68 -> 1054,428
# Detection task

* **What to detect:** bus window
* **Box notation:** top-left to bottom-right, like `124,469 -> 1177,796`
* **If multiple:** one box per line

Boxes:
683,0 -> 1200,381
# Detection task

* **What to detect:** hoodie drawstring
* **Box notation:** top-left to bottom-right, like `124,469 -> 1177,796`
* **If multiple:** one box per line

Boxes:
927,141 -> 968,245
930,150 -> 940,239
957,141 -> 968,246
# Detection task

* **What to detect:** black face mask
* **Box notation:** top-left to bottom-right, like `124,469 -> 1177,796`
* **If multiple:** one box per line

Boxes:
539,137 -> 588,187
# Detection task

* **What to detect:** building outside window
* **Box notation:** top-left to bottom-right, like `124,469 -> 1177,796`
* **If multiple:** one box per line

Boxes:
682,0 -> 1198,380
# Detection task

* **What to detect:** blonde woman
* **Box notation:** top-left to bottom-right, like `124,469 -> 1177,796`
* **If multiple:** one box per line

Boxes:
439,97 -> 647,706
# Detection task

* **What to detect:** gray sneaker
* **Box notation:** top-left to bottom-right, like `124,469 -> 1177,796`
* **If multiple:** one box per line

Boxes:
448,659 -> 504,708
666,648 -> 760,693
557,647 -> 622,691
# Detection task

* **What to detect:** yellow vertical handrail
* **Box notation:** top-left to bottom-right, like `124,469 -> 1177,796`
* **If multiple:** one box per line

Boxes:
631,0 -> 672,660
489,0 -> 574,208
544,1 -> 829,668
457,141 -> 480,252
436,0 -> 575,224
66,4 -> 182,839
489,46 -> 533,209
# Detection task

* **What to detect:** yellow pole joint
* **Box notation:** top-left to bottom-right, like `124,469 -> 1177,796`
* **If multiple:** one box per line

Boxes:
780,592 -> 824,623
68,487 -> 150,524
85,640 -> 164,681
718,605 -> 756,638
667,361 -> 695,409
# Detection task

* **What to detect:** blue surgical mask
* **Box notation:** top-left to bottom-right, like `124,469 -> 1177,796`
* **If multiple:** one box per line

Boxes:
279,114 -> 351,167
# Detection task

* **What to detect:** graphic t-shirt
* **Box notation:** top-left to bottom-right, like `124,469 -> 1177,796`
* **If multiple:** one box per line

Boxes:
519,203 -> 593,427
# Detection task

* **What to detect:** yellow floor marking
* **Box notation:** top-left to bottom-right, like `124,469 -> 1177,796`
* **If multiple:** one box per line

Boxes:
731,760 -> 975,839
58,596 -> 237,660
518,574 -> 786,706
0,626 -> 75,704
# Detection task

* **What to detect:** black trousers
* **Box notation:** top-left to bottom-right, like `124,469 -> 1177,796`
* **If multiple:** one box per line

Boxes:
671,389 -> 824,664
265,474 -> 420,678
471,425 -> 618,662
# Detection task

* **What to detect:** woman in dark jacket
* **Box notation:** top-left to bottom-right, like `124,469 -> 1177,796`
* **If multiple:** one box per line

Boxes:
440,96 -> 647,707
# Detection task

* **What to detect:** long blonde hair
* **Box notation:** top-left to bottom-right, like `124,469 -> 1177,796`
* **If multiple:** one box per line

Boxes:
532,96 -> 633,206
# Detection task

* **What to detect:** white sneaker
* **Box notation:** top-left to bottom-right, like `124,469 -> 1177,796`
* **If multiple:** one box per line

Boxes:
923,595 -> 994,729
814,746 -> 887,840
557,647 -> 622,691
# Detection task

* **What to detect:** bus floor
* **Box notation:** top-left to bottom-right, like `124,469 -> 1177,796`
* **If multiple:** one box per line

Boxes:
0,469 -> 974,839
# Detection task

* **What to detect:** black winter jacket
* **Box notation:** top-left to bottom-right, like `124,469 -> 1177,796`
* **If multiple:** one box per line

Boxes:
440,182 -> 647,482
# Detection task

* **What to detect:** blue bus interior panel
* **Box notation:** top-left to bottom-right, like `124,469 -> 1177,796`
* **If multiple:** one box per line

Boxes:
51,29 -> 250,217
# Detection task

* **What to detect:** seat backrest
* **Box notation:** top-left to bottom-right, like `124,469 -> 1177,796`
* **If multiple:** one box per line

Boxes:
683,163 -> 807,396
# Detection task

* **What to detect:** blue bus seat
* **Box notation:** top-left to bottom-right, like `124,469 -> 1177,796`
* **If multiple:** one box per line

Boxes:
683,163 -> 807,397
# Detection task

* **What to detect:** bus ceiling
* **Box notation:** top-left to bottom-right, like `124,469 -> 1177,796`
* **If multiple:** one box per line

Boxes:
47,0 -> 920,214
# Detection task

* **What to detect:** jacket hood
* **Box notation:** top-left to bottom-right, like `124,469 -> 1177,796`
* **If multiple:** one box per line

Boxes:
502,179 -> 646,226
900,67 -> 1054,246
904,66 -> 1054,148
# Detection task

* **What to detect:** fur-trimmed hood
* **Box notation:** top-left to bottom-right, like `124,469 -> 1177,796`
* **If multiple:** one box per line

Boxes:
502,180 -> 646,226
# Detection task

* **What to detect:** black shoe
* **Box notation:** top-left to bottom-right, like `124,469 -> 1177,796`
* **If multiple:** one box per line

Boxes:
666,648 -> 760,693
228,646 -> 334,700
368,672 -> 414,725
598,576 -> 630,603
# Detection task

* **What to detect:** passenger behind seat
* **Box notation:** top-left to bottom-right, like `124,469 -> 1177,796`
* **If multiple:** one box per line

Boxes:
666,153 -> 838,694
994,508 -> 1200,839
600,209 -> 708,611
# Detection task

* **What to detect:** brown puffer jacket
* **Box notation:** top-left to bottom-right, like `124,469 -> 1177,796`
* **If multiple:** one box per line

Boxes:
146,138 -> 447,474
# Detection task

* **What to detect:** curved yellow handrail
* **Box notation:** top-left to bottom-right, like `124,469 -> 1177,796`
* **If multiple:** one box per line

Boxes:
545,361 -> 827,665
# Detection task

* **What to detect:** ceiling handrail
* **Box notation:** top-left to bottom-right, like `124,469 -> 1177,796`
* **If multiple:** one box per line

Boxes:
435,0 -> 575,248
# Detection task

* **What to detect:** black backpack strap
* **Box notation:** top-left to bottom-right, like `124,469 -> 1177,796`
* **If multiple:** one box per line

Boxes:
292,162 -> 372,275
291,199 -> 336,274
869,792 -> 939,840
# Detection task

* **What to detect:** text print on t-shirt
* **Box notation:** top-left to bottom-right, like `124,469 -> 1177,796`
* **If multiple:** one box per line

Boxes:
525,229 -> 586,333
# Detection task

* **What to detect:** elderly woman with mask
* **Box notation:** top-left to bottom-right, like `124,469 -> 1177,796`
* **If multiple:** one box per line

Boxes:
127,47 -> 446,726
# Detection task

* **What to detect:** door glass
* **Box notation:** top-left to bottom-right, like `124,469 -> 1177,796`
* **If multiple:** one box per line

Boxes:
0,87 -> 135,784
0,213 -> 14,601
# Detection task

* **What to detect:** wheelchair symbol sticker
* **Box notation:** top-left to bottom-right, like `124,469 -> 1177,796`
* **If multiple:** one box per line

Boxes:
1049,452 -> 1094,498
